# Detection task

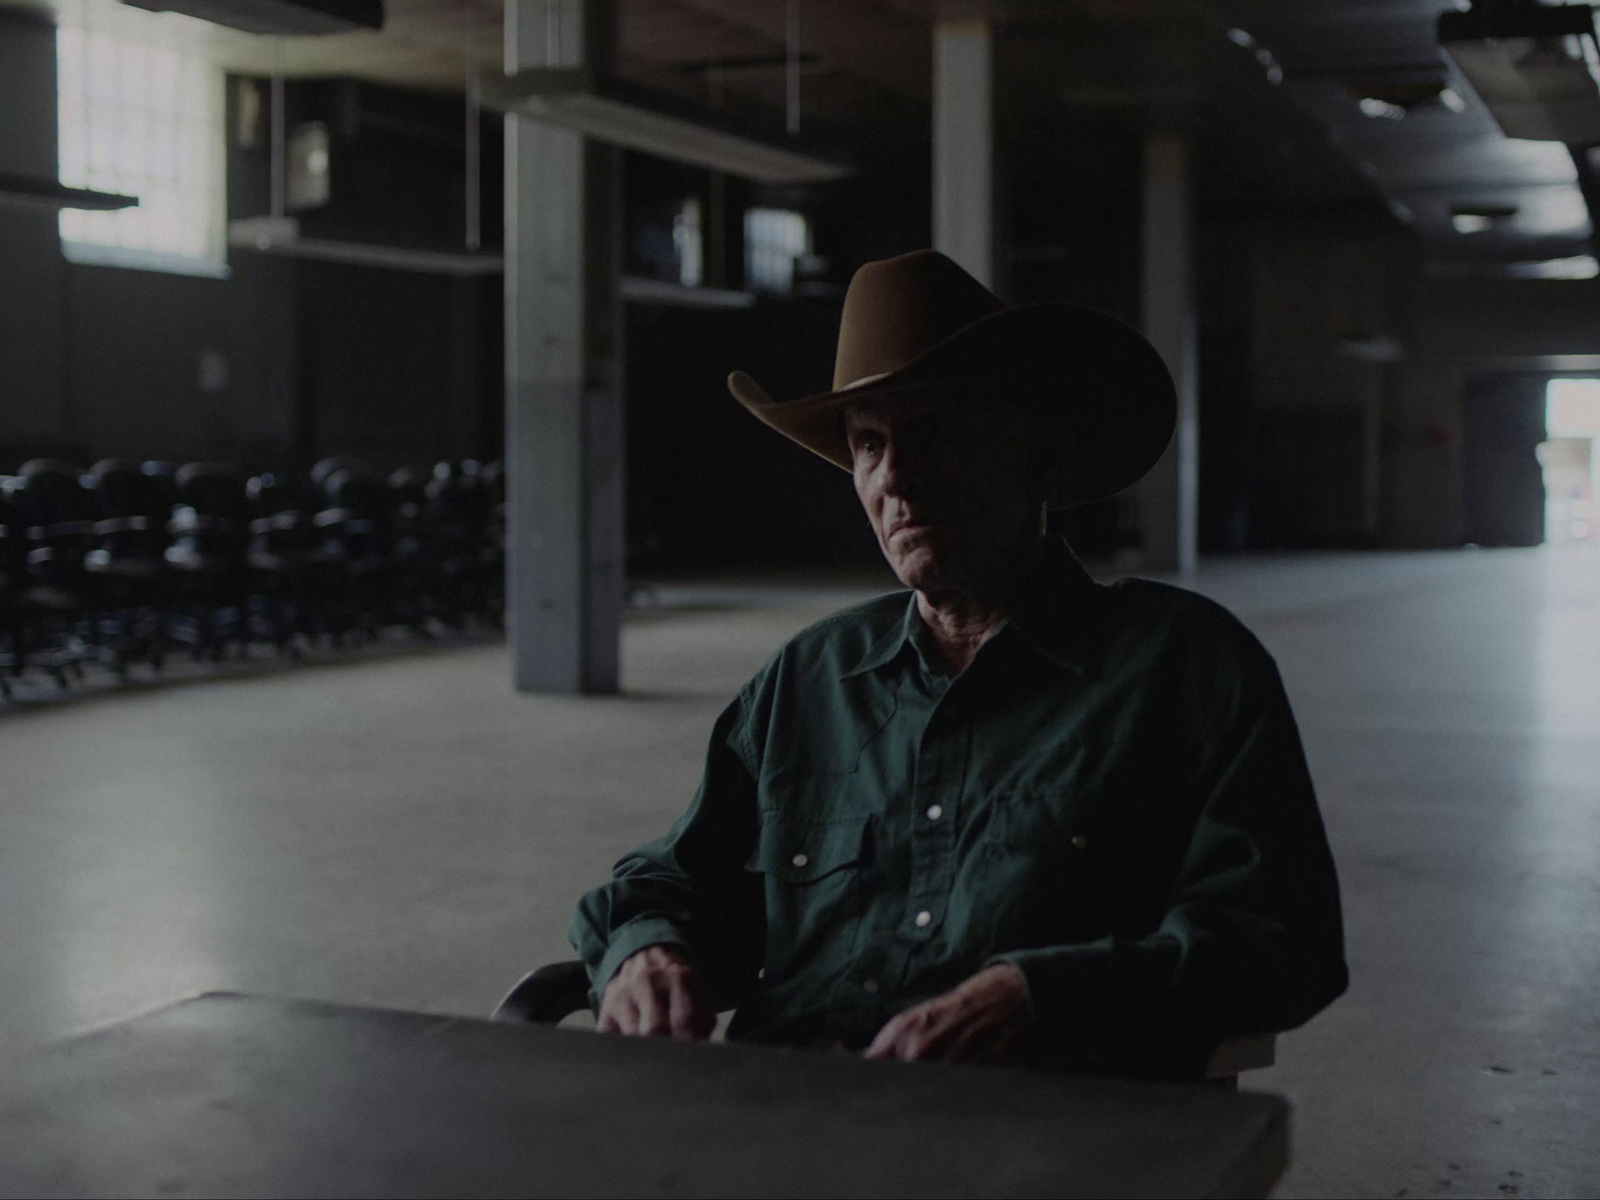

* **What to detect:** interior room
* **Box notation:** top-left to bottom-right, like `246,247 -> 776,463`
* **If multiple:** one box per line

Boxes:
1,1 -> 1597,1197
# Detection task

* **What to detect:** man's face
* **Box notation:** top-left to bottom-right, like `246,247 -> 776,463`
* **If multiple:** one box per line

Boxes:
845,392 -> 1047,595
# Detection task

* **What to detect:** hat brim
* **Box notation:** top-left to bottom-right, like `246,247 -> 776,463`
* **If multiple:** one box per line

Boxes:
727,303 -> 1176,509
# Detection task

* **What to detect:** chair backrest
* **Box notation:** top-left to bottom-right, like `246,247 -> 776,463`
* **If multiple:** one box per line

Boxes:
247,472 -> 319,518
90,458 -> 166,523
325,467 -> 389,518
311,457 -> 372,491
176,463 -> 249,524
15,460 -> 96,527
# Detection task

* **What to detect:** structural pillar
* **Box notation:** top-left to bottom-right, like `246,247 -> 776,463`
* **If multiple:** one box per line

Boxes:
1138,136 -> 1199,575
933,18 -> 994,288
504,0 -> 624,692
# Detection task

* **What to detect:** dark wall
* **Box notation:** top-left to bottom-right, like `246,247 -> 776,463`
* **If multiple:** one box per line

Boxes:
626,298 -> 883,572
1461,373 -> 1547,547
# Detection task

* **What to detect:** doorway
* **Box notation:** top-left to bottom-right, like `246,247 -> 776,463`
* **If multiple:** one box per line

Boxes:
1462,373 -> 1547,547
1539,378 -> 1600,544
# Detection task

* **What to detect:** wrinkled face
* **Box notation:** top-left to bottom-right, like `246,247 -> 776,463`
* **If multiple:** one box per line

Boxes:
845,392 -> 1049,596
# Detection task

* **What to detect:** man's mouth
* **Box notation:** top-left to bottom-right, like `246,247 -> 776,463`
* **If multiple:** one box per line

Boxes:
889,516 -> 944,538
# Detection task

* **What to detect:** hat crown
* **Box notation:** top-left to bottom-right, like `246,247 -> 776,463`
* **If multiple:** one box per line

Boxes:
832,250 -> 1007,391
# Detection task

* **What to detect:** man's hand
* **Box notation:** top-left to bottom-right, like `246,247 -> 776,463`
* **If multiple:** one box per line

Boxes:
864,963 -> 1032,1064
596,945 -> 716,1042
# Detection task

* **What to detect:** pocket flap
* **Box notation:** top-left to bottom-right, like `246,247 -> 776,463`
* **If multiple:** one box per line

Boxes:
746,812 -> 870,882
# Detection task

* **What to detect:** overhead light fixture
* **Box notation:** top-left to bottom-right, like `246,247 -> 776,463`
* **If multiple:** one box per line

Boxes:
0,171 -> 137,212
122,0 -> 382,36
1513,254 -> 1598,279
1430,254 -> 1599,279
1439,2 -> 1600,142
1439,86 -> 1468,112
486,69 -> 851,184
1226,27 -> 1256,49
1451,203 -> 1518,233
1359,97 -> 1407,120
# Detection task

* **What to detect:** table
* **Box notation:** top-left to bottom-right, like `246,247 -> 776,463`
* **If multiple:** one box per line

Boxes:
0,993 -> 1288,1198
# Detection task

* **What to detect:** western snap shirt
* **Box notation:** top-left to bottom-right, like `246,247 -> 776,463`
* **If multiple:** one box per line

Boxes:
569,538 -> 1348,1077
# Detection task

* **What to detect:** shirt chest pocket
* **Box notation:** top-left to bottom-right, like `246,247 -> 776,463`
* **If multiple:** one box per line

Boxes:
744,811 -> 873,980
745,811 -> 872,881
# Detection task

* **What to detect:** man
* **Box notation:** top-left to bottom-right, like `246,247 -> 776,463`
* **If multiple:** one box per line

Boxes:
569,250 -> 1347,1077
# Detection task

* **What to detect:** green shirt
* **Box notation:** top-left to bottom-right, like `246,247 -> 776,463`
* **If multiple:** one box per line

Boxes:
570,539 -> 1347,1077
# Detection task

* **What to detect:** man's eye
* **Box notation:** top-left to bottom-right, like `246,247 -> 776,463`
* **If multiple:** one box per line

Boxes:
858,437 -> 882,456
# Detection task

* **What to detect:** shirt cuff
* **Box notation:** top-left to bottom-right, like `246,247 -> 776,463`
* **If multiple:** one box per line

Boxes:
589,917 -> 694,1007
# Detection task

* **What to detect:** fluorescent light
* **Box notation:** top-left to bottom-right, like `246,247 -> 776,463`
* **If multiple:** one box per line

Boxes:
1452,212 -> 1494,233
1226,27 -> 1256,49
488,69 -> 850,185
1439,87 -> 1468,112
1524,255 -> 1599,280
1359,97 -> 1407,120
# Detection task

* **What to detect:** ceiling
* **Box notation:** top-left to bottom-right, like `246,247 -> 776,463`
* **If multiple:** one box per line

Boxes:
3,0 -> 1594,268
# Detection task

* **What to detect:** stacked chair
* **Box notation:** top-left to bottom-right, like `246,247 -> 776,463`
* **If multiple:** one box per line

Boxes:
0,456 -> 506,697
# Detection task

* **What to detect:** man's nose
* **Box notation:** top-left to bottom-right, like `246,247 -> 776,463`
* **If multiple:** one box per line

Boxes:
878,439 -> 928,499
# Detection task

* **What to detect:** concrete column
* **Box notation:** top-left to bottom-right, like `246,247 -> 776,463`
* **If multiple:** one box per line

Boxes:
933,18 -> 994,288
1138,136 -> 1199,575
504,0 -> 624,693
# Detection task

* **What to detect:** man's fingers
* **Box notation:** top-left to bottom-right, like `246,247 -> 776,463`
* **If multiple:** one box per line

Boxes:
666,972 -> 709,1042
865,1005 -> 948,1061
597,993 -> 636,1035
634,983 -> 671,1036
863,1010 -> 913,1059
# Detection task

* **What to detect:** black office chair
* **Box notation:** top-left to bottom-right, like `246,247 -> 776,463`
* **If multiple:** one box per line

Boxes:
491,959 -> 1276,1084
386,465 -> 438,635
85,458 -> 171,675
8,460 -> 99,685
165,462 -> 250,659
245,472 -> 321,656
310,466 -> 391,643
0,490 -> 24,697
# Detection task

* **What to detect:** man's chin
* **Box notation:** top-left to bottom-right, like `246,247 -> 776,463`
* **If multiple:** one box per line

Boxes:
887,545 -> 952,593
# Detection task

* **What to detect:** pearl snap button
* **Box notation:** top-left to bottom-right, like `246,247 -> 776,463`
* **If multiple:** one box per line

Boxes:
915,910 -> 932,928
926,804 -> 943,821
1070,834 -> 1088,850
862,979 -> 879,994
792,852 -> 809,867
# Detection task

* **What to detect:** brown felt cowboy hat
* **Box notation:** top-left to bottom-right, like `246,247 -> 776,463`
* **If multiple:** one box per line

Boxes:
726,249 -> 1176,509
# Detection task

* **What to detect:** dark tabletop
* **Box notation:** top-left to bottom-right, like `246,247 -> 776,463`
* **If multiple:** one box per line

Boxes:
0,993 -> 1288,1199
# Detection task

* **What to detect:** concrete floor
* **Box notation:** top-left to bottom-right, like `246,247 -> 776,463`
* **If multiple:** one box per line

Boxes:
2,547 -> 1596,1198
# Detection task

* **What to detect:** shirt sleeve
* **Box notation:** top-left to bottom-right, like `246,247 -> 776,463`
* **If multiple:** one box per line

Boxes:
567,692 -> 767,1009
990,658 -> 1349,1077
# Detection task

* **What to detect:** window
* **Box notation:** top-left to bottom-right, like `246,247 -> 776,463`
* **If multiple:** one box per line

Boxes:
744,208 -> 810,294
56,0 -> 227,276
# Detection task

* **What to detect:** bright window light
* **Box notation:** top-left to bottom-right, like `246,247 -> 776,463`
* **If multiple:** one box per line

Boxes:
1547,378 -> 1600,436
1540,378 -> 1600,544
745,208 -> 810,294
56,0 -> 227,276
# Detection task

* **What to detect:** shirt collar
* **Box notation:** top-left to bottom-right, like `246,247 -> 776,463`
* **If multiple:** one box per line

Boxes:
839,593 -> 921,679
839,537 -> 1101,680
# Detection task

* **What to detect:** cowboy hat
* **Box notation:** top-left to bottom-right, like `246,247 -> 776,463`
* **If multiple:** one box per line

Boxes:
726,249 -> 1176,509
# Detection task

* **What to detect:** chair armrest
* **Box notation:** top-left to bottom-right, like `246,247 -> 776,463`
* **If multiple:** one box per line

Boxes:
1204,1033 -> 1277,1080
492,959 -> 593,1024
